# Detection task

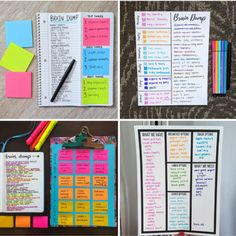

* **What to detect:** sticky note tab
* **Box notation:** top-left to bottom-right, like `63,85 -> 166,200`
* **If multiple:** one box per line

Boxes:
76,162 -> 90,174
58,162 -> 73,174
58,201 -> 73,212
93,189 -> 108,200
93,150 -> 108,161
75,176 -> 90,187
58,214 -> 73,226
75,214 -> 90,226
32,216 -> 48,228
5,72 -> 32,98
93,202 -> 108,213
93,176 -> 108,187
82,78 -> 109,105
94,163 -> 108,174
75,188 -> 90,200
15,216 -> 31,228
93,214 -> 108,226
59,150 -> 73,160
58,188 -> 73,200
59,176 -> 73,186
83,48 -> 109,76
0,216 -> 14,228
5,20 -> 33,48
75,202 -> 90,212
76,150 -> 90,160
0,42 -> 34,72
83,18 -> 110,46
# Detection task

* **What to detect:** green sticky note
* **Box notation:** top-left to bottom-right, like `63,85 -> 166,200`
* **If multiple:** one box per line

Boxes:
0,42 -> 34,72
82,78 -> 109,105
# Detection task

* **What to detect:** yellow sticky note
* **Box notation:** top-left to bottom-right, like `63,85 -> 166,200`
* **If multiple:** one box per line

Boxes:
75,214 -> 90,226
58,201 -> 73,212
0,216 -> 14,228
75,202 -> 90,212
93,202 -> 108,213
0,42 -> 34,72
82,78 -> 109,105
58,214 -> 73,226
93,214 -> 108,226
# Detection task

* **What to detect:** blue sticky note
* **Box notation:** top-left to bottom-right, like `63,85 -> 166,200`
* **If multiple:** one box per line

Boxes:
5,20 -> 33,48
83,48 -> 109,76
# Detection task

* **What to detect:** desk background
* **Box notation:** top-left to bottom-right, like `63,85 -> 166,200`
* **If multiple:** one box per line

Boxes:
120,1 -> 236,119
0,1 -> 118,119
0,121 -> 118,236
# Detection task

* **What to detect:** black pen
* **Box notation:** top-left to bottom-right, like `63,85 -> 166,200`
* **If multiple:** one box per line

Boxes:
50,59 -> 76,102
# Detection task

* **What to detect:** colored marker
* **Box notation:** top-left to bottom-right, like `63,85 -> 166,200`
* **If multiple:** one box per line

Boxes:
35,121 -> 58,151
26,121 -> 48,145
30,122 -> 50,151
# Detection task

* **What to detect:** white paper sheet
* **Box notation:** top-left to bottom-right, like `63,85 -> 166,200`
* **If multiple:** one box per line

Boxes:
135,126 -> 222,235
135,12 -> 210,106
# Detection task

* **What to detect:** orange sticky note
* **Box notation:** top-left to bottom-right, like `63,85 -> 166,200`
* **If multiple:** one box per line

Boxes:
58,176 -> 73,186
93,189 -> 108,200
15,216 -> 31,228
93,176 -> 108,187
58,188 -> 73,200
75,188 -> 90,200
76,176 -> 90,187
0,216 -> 14,228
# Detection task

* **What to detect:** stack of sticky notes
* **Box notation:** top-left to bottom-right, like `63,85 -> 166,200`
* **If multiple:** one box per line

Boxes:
0,215 -> 48,228
0,20 -> 34,98
212,40 -> 231,95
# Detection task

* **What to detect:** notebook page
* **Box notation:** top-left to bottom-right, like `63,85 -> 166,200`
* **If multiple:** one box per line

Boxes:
135,11 -> 210,106
0,154 -> 5,212
37,13 -> 81,106
4,152 -> 44,212
81,13 -> 114,106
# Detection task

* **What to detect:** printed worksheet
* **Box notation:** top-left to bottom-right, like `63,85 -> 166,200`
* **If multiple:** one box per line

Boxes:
134,126 -> 222,235
135,12 -> 210,106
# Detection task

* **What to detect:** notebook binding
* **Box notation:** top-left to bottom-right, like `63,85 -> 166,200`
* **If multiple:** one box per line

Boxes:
36,13 -> 42,106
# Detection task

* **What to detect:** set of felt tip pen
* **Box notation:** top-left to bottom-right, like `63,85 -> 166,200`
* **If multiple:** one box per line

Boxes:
26,121 -> 57,151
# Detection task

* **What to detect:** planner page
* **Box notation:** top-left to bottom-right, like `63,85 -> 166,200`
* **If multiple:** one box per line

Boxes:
50,140 -> 116,227
135,127 -> 222,236
81,12 -> 114,106
37,13 -> 82,106
135,12 -> 210,106
2,152 -> 44,212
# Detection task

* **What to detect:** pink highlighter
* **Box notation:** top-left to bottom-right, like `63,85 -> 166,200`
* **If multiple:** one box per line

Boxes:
26,121 -> 49,146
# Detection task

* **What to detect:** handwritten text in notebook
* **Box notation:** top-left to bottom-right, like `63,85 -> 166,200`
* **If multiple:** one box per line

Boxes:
135,11 -> 210,106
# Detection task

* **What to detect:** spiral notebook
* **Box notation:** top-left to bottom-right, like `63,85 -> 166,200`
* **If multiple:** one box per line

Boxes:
36,12 -> 114,107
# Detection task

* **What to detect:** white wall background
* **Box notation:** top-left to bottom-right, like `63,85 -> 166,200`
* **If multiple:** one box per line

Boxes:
120,120 -> 236,236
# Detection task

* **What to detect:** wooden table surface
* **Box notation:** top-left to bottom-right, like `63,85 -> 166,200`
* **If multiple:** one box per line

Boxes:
0,1 -> 117,119
0,121 -> 118,236
120,1 -> 236,119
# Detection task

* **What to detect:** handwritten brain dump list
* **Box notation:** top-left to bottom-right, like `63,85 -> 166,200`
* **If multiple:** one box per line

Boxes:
135,12 -> 210,106
137,129 -> 220,234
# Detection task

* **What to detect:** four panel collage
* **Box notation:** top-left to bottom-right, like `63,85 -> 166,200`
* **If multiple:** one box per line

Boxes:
0,0 -> 235,236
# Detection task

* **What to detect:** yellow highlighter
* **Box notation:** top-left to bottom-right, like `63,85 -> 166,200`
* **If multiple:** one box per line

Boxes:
35,120 -> 57,151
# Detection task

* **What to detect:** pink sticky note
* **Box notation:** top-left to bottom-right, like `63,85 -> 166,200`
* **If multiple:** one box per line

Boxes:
5,72 -> 32,98
58,162 -> 73,174
93,150 -> 108,161
94,163 -> 108,174
76,162 -> 90,174
59,150 -> 73,161
83,18 -> 110,46
33,216 -> 48,228
76,150 -> 90,161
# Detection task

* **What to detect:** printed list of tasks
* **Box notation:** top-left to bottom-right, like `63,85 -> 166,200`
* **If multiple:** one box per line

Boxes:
139,130 -> 218,233
135,12 -> 210,106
